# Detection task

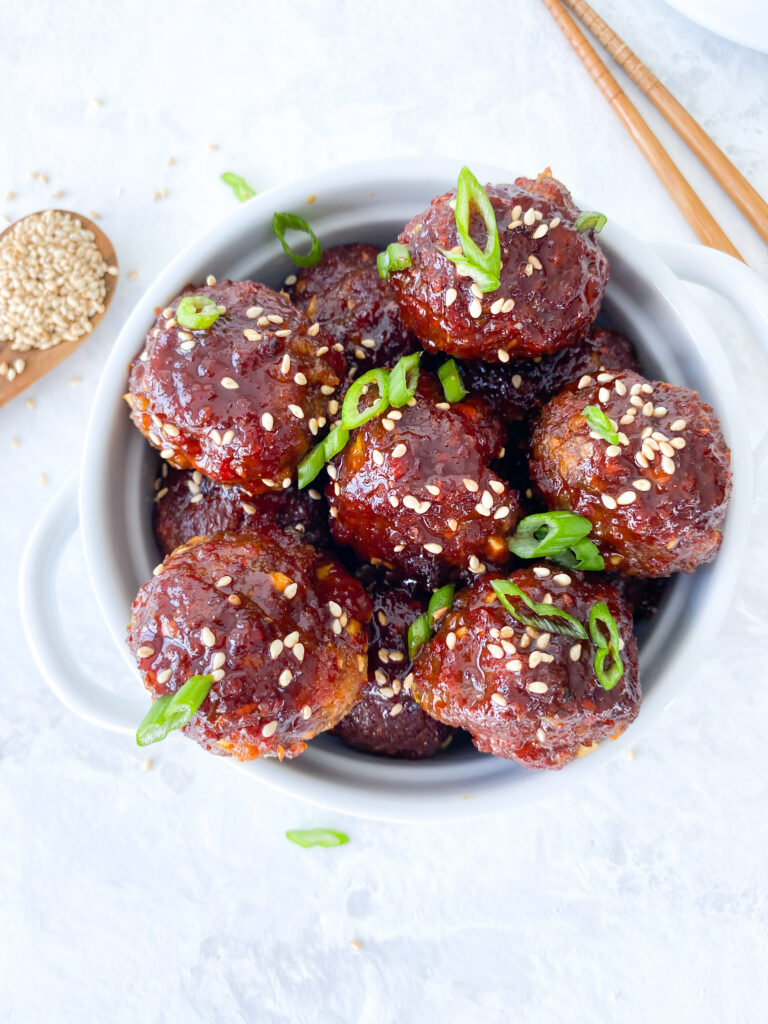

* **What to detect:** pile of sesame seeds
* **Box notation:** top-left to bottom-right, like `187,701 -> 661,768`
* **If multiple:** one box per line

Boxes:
0,210 -> 117,381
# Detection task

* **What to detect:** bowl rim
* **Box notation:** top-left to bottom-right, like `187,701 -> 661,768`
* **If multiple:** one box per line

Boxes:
77,158 -> 751,820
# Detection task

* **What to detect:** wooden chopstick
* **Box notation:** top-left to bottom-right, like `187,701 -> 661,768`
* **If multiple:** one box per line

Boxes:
539,0 -> 744,262
563,0 -> 768,247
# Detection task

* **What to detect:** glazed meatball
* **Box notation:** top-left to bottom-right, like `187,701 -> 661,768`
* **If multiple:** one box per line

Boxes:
128,530 -> 372,760
411,567 -> 640,768
391,171 -> 609,361
530,370 -> 732,576
462,326 -> 639,423
288,244 -> 419,379
127,280 -> 345,494
332,586 -> 457,758
152,466 -> 331,556
326,375 -> 520,587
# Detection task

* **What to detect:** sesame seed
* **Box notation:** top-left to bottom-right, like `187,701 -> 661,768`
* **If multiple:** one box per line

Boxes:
284,631 -> 299,649
308,322 -> 321,337
267,314 -> 283,324
211,651 -> 226,671
470,283 -> 482,298
614,380 -> 627,396
498,348 -> 510,363
302,705 -> 312,719
481,490 -> 494,509
502,298 -> 516,313
159,448 -> 175,459
641,401 -> 654,416
220,376 -> 239,390
671,437 -> 686,450
445,288 -> 457,307
661,456 -> 676,474
389,703 -> 404,717
228,595 -> 241,606
222,429 -> 235,445
490,298 -> 504,315
578,375 -> 593,389
241,502 -> 256,514
632,479 -> 651,491
536,728 -> 546,743
381,417 -> 395,430
157,668 -> 172,684
527,680 -> 548,694
426,484 -> 441,496
246,306 -> 263,318
468,555 -> 482,571
424,543 -> 443,554
137,645 -> 154,658
475,504 -> 490,517
293,643 -> 305,662
635,452 -> 649,469
494,506 -> 510,519
506,660 -> 523,671
463,478 -> 479,492
262,721 -> 278,737
601,493 -> 617,509
491,692 -> 508,707
511,374 -> 522,390
280,354 -> 291,374
446,632 -> 456,650
448,518 -> 458,532
284,582 -> 298,599
642,383 -> 654,394
552,573 -> 571,586
598,387 -> 610,403
392,443 -> 407,458
533,566 -> 550,578
469,297 -> 482,318
527,254 -> 542,270
488,644 -> 504,659
288,404 -> 304,419
278,669 -> 292,687
605,444 -> 621,457
523,208 -> 536,226
261,412 -> 274,431
670,419 -> 686,431
617,490 -> 637,505
532,223 -> 548,240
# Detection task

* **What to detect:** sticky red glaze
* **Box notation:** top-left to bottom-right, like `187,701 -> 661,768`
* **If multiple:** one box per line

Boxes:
462,326 -> 638,422
152,466 -> 331,556
289,244 -> 419,380
326,375 -> 520,587
127,530 -> 372,760
391,172 -> 609,360
127,280 -> 345,494
411,567 -> 640,768
332,586 -> 457,758
530,370 -> 732,576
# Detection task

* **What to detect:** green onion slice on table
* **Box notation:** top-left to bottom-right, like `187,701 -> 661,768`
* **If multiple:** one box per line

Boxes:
272,211 -> 323,267
439,166 -> 501,292
176,295 -> 222,331
575,210 -> 607,233
136,674 -> 215,746
285,829 -> 350,848
220,171 -> 256,202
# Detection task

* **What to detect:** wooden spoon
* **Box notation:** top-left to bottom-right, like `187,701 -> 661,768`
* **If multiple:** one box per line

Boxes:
0,209 -> 118,407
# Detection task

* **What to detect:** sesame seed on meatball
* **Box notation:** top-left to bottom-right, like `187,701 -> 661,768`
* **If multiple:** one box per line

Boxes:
127,279 -> 345,494
530,370 -> 732,576
410,567 -> 640,768
326,374 -> 520,588
128,530 -> 372,760
391,171 -> 609,361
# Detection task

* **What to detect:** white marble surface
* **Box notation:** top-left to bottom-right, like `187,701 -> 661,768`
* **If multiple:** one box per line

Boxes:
2,2 -> 767,1021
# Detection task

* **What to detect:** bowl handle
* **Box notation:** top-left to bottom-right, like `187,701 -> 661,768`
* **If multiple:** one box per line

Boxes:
19,474 -> 145,735
651,240 -> 768,457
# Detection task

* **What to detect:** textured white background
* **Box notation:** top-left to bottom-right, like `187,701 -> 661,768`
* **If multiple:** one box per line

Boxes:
2,2 -> 767,1022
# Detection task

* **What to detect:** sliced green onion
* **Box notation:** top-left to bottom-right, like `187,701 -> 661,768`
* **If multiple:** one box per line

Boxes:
588,602 -> 624,689
285,828 -> 349,848
508,512 -> 592,560
220,171 -> 256,202
136,674 -> 214,747
388,352 -> 421,407
551,538 -> 605,572
176,295 -> 222,331
272,211 -> 323,267
377,243 -> 411,280
439,166 -> 501,293
408,585 -> 456,658
491,580 -> 588,640
297,425 -> 350,488
437,359 -> 467,403
582,405 -> 620,445
575,211 -> 607,233
341,368 -> 390,429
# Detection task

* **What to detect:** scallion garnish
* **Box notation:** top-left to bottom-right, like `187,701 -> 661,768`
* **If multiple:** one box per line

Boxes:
297,425 -> 350,489
437,359 -> 467,403
341,368 -> 390,430
285,828 -> 349,848
272,211 -> 323,267
388,352 -> 421,408
407,584 -> 455,658
439,166 -> 501,293
220,172 -> 256,202
490,580 -> 588,640
588,602 -> 624,689
377,243 -> 411,280
575,211 -> 607,233
176,295 -> 222,331
136,674 -> 214,746
552,538 -> 605,572
582,405 -> 620,445
508,511 -> 592,560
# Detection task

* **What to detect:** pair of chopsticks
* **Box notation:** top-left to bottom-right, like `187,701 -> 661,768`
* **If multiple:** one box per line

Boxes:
541,0 -> 768,263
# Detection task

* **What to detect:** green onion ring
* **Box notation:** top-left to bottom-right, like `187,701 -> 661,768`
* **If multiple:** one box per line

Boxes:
176,295 -> 222,331
437,359 -> 467,403
428,584 -> 455,626
220,171 -> 256,202
407,612 -> 431,659
491,580 -> 588,640
582,405 -> 620,445
588,602 -> 624,689
508,511 -> 592,560
272,211 -> 323,267
377,242 -> 411,280
285,828 -> 349,848
136,673 -> 214,747
407,585 -> 456,659
575,211 -> 607,233
388,352 -> 421,407
297,425 -> 350,489
438,166 -> 501,293
341,368 -> 390,430
551,538 -> 605,572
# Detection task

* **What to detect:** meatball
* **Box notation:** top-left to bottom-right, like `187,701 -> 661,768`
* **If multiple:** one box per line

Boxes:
326,375 -> 520,587
152,466 -> 331,556
128,530 -> 372,760
332,586 -> 457,758
288,244 -> 419,379
391,171 -> 609,361
530,370 -> 732,576
462,326 -> 639,423
411,567 -> 640,768
127,279 -> 345,494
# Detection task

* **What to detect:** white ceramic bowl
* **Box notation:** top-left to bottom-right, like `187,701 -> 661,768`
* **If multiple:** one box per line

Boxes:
19,160 -> 768,820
